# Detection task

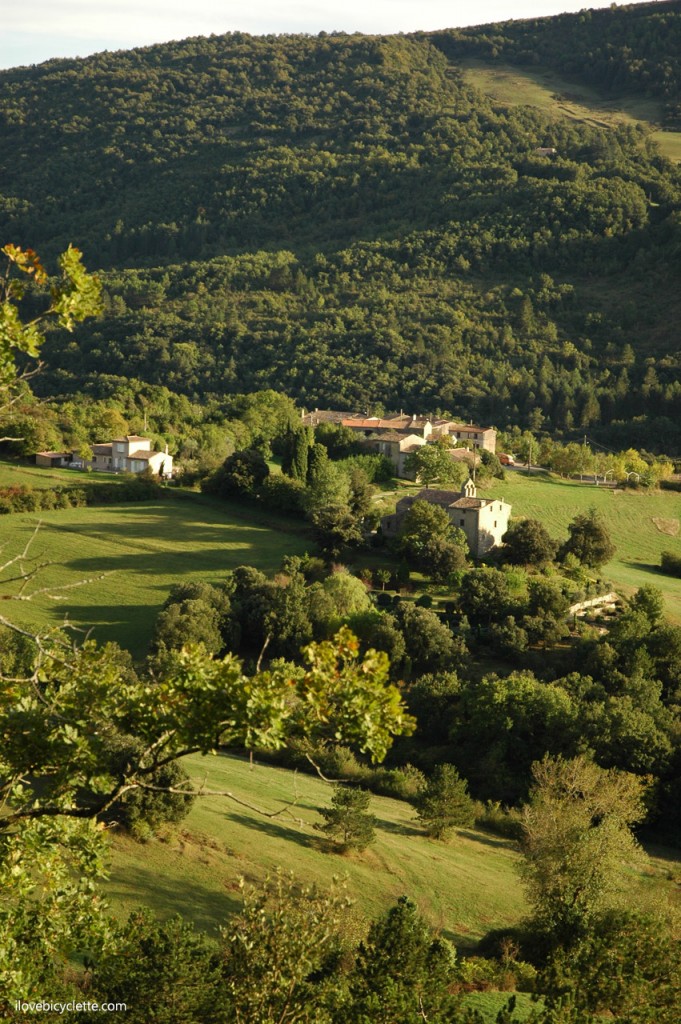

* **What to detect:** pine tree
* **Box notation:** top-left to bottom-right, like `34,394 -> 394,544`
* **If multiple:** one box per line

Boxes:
414,764 -> 475,840
345,897 -> 460,1023
316,785 -> 376,852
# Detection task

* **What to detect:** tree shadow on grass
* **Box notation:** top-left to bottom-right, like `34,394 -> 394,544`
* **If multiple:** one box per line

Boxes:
226,811 -> 321,851
458,829 -> 519,852
41,602 -> 160,656
622,561 -> 668,577
375,817 -> 423,839
67,544 -> 248,577
441,928 -> 480,952
105,863 -> 241,936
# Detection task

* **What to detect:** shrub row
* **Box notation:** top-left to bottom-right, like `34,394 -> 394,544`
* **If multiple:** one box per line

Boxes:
0,477 -> 163,514
269,741 -> 427,802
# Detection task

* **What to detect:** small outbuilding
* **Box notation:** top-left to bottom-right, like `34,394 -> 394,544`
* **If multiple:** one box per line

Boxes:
35,451 -> 71,468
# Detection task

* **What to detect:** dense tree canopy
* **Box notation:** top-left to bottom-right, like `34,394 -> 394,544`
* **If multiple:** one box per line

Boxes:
1,29 -> 680,449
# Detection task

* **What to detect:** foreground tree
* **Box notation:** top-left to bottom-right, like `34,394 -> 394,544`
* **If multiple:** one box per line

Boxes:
83,911 -> 224,1023
221,873 -> 349,1024
538,908 -> 681,1024
1,243 -> 101,400
344,896 -> 461,1023
0,625 -> 414,997
1,628 -> 413,833
520,755 -> 647,946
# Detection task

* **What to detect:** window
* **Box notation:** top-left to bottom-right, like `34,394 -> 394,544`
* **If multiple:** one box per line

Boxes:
460,519 -> 465,526
494,521 -> 497,528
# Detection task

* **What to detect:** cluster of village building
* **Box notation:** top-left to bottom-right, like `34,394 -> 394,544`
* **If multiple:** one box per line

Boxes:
302,409 -> 497,477
302,410 -> 511,557
35,410 -> 511,556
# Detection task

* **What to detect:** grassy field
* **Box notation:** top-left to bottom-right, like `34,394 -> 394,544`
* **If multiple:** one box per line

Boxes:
487,472 -> 681,621
461,991 -> 538,1023
105,752 -> 528,949
0,494 -> 310,658
105,753 -> 680,954
376,472 -> 681,621
460,59 -> 681,163
0,459 -> 131,490
2,470 -> 679,661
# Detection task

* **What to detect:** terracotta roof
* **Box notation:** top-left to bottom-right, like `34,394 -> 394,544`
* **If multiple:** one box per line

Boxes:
92,444 -> 113,454
37,450 -> 71,458
112,435 -> 149,442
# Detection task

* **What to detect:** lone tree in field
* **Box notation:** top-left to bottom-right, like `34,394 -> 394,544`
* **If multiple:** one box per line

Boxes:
316,784 -> 377,852
413,763 -> 475,840
560,507 -> 615,568
375,568 -> 392,591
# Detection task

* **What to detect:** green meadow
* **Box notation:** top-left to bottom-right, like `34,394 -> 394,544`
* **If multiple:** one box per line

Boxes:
460,58 -> 681,163
105,753 -> 679,952
0,460 -> 129,489
105,752 -> 528,949
0,494 -> 310,658
1,469 -> 679,661
486,472 -> 681,621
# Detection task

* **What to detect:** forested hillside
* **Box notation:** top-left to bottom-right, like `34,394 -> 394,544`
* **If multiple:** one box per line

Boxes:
431,0 -> 681,127
1,12 -> 681,447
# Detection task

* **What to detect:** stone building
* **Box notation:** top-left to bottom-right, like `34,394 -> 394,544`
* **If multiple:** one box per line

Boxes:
381,479 -> 511,558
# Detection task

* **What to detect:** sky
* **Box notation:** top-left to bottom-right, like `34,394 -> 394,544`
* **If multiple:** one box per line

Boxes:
2,1 -> 628,71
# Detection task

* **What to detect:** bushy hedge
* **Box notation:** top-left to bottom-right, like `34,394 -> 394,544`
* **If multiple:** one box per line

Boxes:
0,485 -> 83,514
0,476 -> 163,514
278,741 -> 427,802
335,453 -> 394,483
661,550 -> 681,577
